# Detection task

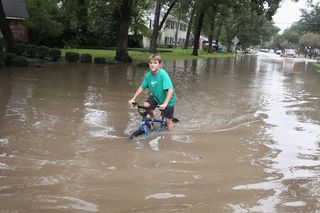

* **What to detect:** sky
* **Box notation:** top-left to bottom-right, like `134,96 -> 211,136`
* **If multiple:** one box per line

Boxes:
272,0 -> 313,33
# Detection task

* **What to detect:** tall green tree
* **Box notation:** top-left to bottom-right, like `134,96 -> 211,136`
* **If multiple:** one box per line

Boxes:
115,0 -> 135,62
192,0 -> 209,56
76,0 -> 88,45
300,2 -> 320,33
25,0 -> 63,45
184,1 -> 195,49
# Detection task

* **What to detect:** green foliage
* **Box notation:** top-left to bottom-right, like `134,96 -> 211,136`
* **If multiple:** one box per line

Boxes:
80,54 -> 93,63
63,47 -> 234,62
0,52 -> 5,64
65,52 -> 80,62
49,48 -> 61,61
25,44 -> 39,57
299,3 -> 320,33
38,45 -> 50,59
25,0 -> 63,45
128,35 -> 143,48
299,33 -> 320,48
12,43 -> 26,55
11,56 -> 29,67
94,57 -> 106,64
4,52 -> 17,65
0,38 -> 3,53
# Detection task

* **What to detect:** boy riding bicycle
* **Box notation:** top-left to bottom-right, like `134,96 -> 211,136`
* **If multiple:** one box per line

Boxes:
128,54 -> 177,130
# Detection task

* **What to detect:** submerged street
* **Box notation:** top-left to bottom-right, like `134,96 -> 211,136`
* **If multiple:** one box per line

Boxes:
0,54 -> 319,212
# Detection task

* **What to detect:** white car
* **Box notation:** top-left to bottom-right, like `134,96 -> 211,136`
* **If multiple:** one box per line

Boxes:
281,49 -> 297,58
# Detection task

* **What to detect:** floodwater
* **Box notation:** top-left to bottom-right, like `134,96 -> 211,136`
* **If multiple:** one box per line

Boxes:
0,53 -> 319,212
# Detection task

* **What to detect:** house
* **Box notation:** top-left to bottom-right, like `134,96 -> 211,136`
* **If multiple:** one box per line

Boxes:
142,9 -> 207,49
0,0 -> 29,42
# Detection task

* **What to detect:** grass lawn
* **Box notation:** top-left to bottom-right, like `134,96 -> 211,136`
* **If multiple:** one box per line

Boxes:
61,47 -> 235,63
315,63 -> 320,71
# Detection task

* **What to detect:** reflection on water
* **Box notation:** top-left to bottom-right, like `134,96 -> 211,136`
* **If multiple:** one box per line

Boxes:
0,57 -> 319,212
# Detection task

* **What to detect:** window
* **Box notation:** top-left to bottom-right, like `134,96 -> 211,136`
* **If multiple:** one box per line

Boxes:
169,37 -> 174,45
165,21 -> 170,28
170,21 -> 175,29
179,38 -> 185,46
165,36 -> 170,45
179,24 -> 186,31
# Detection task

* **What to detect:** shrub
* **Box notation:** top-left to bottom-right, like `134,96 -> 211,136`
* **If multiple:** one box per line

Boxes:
65,52 -> 80,62
11,56 -> 29,67
0,38 -> 4,53
38,45 -> 50,59
105,60 -> 116,65
12,43 -> 26,55
136,62 -> 148,67
25,44 -> 38,57
80,54 -> 92,63
94,57 -> 106,64
5,52 -> 16,65
0,52 -> 5,64
49,48 -> 61,61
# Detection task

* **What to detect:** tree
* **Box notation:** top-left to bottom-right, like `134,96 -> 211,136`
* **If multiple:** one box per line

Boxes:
299,32 -> 320,58
192,0 -> 208,56
184,1 -> 195,49
171,0 -> 191,47
150,0 -> 178,53
300,2 -> 320,33
76,0 -> 88,45
25,0 -> 63,45
115,0 -> 135,62
150,0 -> 161,53
0,0 -> 14,51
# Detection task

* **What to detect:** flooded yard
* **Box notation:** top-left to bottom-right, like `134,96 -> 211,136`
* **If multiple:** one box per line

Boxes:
0,54 -> 319,212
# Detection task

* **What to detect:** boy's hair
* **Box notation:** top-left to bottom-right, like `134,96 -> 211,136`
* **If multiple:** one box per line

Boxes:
148,54 -> 162,63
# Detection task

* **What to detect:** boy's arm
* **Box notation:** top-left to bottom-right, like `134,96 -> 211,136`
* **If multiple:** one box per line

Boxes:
128,87 -> 144,104
159,88 -> 174,110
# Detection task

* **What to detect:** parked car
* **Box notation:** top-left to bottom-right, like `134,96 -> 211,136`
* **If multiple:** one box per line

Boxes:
281,49 -> 297,58
276,50 -> 282,55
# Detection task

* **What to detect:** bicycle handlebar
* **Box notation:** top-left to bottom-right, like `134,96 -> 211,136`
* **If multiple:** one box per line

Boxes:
131,102 -> 160,117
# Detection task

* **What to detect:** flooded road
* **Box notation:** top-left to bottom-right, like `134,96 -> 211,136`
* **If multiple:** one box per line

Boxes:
0,54 -> 319,212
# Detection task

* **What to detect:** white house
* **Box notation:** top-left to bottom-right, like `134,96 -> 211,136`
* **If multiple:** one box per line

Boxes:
142,10 -> 187,48
142,9 -> 206,49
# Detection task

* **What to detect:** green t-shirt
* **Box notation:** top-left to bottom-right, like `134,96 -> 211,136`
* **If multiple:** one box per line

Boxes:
141,68 -> 176,108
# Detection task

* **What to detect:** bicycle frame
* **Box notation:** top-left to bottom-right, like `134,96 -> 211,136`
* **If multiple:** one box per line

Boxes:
130,103 -> 167,139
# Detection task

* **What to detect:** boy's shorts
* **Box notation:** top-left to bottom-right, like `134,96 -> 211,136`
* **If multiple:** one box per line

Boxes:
146,95 -> 174,119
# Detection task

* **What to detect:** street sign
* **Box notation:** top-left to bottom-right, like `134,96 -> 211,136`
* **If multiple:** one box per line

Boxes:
232,36 -> 239,45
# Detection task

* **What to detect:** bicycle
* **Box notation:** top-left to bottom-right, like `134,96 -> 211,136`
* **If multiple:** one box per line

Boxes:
129,102 -> 178,139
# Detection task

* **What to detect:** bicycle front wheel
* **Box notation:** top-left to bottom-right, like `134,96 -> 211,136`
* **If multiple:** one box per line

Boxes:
129,129 -> 145,140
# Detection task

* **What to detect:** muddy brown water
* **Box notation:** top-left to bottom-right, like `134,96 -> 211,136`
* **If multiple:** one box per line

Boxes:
0,54 -> 319,212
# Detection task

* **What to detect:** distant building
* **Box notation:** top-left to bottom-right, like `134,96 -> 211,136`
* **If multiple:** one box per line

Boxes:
142,9 -> 207,49
0,0 -> 29,42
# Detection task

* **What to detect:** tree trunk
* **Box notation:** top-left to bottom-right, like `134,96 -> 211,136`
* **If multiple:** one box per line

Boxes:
0,0 -> 14,52
115,0 -> 133,62
207,19 -> 215,53
77,0 -> 88,45
150,0 -> 178,53
192,9 -> 205,56
158,0 -> 178,30
150,0 -> 161,53
174,18 -> 180,47
184,6 -> 195,49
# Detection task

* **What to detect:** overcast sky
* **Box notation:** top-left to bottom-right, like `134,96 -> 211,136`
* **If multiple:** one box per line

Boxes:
272,0 -> 313,33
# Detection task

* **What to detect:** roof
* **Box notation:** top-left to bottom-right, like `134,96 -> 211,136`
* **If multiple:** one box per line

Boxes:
2,0 -> 28,19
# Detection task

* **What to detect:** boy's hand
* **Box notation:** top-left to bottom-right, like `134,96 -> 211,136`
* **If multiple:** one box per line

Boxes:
159,103 -> 167,110
128,99 -> 136,107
